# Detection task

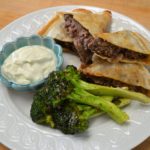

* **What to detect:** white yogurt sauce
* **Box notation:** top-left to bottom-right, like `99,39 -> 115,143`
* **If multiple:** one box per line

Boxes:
1,45 -> 56,84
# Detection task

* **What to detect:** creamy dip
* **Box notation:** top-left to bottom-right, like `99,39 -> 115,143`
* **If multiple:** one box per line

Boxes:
1,45 -> 56,84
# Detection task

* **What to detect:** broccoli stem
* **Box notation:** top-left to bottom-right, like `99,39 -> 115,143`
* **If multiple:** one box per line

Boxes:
68,88 -> 129,124
113,98 -> 131,108
77,97 -> 113,119
78,97 -> 130,119
80,108 -> 103,120
87,98 -> 131,119
74,80 -> 150,103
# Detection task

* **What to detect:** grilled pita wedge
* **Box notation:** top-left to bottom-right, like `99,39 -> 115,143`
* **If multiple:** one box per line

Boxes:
38,9 -> 111,53
80,54 -> 150,96
93,30 -> 150,65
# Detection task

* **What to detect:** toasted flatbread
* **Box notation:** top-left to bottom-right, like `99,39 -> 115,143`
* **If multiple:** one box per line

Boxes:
38,8 -> 111,42
80,54 -> 150,95
94,30 -> 150,65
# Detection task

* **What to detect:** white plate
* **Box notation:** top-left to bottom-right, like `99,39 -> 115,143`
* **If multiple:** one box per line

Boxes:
0,5 -> 150,150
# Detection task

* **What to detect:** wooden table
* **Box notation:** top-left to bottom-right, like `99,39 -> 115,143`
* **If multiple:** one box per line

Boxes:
0,0 -> 150,150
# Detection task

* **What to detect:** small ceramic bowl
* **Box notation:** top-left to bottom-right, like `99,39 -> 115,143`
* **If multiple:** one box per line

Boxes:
0,35 -> 63,91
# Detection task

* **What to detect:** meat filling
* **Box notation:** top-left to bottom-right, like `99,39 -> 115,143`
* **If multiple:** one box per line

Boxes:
64,14 -> 147,63
84,75 -> 148,95
90,38 -> 147,60
64,14 -> 93,64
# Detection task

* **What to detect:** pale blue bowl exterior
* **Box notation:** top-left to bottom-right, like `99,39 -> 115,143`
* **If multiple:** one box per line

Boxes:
0,35 -> 63,91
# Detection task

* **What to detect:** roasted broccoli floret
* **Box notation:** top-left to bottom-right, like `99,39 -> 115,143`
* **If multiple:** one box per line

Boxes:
30,96 -> 97,134
30,89 -> 54,128
36,65 -> 129,124
30,95 -> 100,134
51,100 -> 89,134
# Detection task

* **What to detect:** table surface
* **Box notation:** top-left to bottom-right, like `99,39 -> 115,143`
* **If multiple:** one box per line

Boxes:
0,0 -> 150,150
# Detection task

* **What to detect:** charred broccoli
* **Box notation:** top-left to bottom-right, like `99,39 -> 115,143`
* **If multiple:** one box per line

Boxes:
51,100 -> 89,134
52,98 -> 131,134
30,92 -> 130,134
30,65 -> 150,134
30,89 -> 54,128
32,66 -> 129,124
